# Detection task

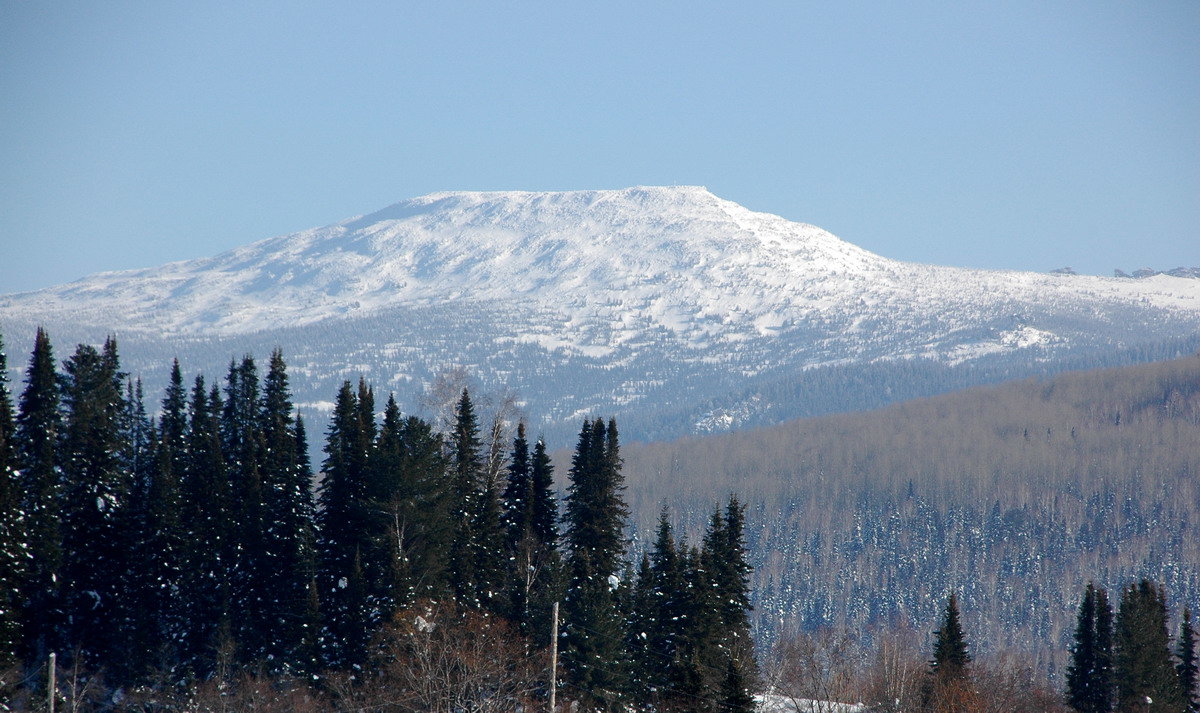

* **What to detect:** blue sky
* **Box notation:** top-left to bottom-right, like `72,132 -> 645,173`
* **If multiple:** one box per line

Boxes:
1,1 -> 1196,293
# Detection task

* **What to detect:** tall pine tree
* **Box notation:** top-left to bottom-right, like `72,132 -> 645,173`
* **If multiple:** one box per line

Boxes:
58,338 -> 131,665
0,333 -> 24,670
562,418 -> 630,712
1067,582 -> 1114,713
15,328 -> 63,666
446,389 -> 483,606
316,380 -> 374,669
1115,580 -> 1185,713
258,349 -> 317,673
178,376 -> 233,677
1179,609 -> 1198,713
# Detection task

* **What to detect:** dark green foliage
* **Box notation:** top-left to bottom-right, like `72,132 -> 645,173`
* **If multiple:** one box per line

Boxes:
707,496 -> 755,677
1068,582 -> 1114,713
257,349 -> 317,673
15,328 -> 64,664
447,388 -> 482,605
563,418 -> 631,711
931,593 -> 970,680
1115,580 -> 1186,713
116,377 -> 181,682
0,333 -> 23,669
2,333 -> 771,706
367,394 -> 451,609
530,435 -> 558,547
720,656 -> 757,713
58,338 -> 130,665
1179,609 -> 1198,713
178,376 -> 232,676
316,380 -> 375,669
642,507 -> 688,700
502,422 -> 533,552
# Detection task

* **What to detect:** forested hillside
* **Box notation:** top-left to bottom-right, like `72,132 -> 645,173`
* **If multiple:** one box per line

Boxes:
621,354 -> 1200,669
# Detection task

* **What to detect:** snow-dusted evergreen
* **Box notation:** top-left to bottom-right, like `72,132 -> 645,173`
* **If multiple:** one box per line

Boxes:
3,187 -> 1197,444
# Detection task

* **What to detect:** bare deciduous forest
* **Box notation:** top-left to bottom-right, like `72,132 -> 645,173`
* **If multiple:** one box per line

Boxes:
621,354 -> 1200,670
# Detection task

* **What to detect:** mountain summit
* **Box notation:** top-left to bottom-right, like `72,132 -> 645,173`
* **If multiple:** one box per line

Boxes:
2,187 -> 1198,441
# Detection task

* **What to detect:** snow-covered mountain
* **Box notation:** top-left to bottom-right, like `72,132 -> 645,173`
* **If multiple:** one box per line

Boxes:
2,186 -> 1198,443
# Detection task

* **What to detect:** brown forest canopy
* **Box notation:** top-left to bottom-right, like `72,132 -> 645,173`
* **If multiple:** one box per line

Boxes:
619,353 -> 1200,664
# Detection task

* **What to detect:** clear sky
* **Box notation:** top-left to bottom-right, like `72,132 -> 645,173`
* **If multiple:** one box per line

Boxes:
1,1 -> 1196,294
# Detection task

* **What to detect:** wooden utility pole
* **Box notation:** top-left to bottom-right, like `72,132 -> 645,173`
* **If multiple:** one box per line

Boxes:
549,601 -> 559,713
47,652 -> 56,713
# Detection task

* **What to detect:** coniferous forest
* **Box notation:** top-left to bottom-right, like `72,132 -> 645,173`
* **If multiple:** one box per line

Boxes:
1,328 -> 1198,713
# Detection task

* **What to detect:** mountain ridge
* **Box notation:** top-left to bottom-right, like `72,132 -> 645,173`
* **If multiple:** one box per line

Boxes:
2,186 -> 1198,442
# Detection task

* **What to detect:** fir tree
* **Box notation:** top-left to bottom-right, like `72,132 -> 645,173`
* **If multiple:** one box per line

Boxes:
719,656 -> 757,713
1115,580 -> 1186,713
530,435 -> 558,548
922,592 -> 973,713
0,332 -> 24,670
644,506 -> 688,702
446,388 -> 483,605
367,399 -> 450,608
15,328 -> 63,665
316,380 -> 374,669
1069,583 -> 1100,712
1097,587 -> 1116,713
1068,582 -> 1114,713
502,421 -> 533,551
58,338 -> 131,665
221,355 -> 274,665
562,418 -> 630,712
258,349 -> 317,672
115,377 -> 180,683
708,496 -> 756,680
930,592 -> 971,680
1179,609 -> 1198,713
178,375 -> 232,677
501,423 -> 562,633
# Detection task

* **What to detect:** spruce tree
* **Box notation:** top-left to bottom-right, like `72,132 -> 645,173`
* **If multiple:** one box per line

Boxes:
115,377 -> 180,683
720,656 -> 757,713
1115,580 -> 1185,713
562,417 -> 630,712
221,355 -> 274,665
258,349 -> 317,672
1096,587 -> 1116,713
145,365 -> 188,669
367,398 -> 451,608
58,338 -> 131,665
447,388 -> 483,605
1069,583 -> 1100,712
530,435 -> 558,548
523,433 -> 561,646
1067,582 -> 1115,713
930,592 -> 971,680
644,506 -> 687,702
316,380 -> 374,669
1179,609 -> 1198,713
502,422 -> 533,551
15,328 -> 64,665
0,332 -> 24,670
922,592 -> 973,713
178,375 -> 232,677
709,496 -> 756,679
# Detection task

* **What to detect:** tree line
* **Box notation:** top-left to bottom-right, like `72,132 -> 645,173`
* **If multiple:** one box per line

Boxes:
0,329 -> 755,712
763,583 -> 1197,713
621,353 -> 1200,659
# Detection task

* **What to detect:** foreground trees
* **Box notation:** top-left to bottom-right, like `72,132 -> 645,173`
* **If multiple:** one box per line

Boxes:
0,330 -> 754,712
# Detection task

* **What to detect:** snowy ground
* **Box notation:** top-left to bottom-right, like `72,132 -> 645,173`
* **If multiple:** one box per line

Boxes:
756,692 -> 868,712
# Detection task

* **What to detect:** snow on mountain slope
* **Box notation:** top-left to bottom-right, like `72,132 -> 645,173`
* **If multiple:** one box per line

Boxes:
6,186 -> 1197,341
2,186 -> 1198,441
